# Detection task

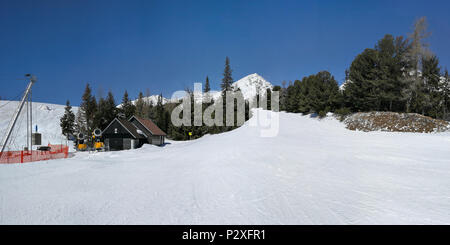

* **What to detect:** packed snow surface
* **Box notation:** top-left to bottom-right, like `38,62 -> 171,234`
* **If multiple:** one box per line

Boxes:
1,109 -> 450,224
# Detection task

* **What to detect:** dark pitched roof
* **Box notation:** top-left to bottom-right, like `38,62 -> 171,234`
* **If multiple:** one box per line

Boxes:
130,116 -> 167,136
115,118 -> 146,139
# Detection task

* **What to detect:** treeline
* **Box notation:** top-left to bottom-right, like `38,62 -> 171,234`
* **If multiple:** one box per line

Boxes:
276,71 -> 342,117
276,17 -> 450,120
61,17 -> 450,142
166,57 -> 265,140
61,57 -> 265,142
61,86 -> 171,144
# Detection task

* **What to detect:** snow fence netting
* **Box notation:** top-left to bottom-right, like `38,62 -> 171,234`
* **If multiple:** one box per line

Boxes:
0,144 -> 68,164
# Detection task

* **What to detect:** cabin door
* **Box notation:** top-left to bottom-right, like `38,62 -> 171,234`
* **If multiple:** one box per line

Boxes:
109,138 -> 123,151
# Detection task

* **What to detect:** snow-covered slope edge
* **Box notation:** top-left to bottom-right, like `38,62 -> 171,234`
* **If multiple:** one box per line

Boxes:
0,100 -> 78,151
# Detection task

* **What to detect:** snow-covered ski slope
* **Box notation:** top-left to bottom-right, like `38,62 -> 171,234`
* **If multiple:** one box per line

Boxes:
1,110 -> 449,224
0,100 -> 78,151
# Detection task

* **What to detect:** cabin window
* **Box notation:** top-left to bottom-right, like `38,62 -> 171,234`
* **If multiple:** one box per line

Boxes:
114,128 -> 118,134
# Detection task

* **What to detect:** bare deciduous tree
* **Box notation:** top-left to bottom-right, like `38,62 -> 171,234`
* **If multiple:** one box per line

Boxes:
402,17 -> 432,113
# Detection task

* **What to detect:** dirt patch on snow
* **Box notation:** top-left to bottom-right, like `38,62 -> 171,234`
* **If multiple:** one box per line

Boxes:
344,112 -> 449,133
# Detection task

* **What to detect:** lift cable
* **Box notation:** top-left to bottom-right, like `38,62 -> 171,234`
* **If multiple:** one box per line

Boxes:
2,107 -> 25,151
0,88 -> 27,110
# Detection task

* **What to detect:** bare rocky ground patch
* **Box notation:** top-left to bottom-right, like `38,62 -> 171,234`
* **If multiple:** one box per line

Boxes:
342,112 -> 449,133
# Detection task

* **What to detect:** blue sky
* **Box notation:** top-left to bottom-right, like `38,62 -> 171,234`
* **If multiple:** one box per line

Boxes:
0,0 -> 449,105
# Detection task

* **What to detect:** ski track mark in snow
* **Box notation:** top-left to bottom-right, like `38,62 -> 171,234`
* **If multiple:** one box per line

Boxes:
1,107 -> 450,224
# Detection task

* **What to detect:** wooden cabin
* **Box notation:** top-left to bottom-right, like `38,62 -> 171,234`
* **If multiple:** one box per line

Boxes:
128,116 -> 166,146
102,116 -> 166,151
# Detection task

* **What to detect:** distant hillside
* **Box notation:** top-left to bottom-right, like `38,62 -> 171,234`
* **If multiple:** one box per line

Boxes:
0,100 -> 78,151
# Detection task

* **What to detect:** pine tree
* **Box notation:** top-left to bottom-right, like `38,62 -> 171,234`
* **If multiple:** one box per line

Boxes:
345,34 -> 410,113
442,69 -> 450,120
93,91 -> 118,131
144,88 -> 153,118
290,71 -> 340,115
91,90 -> 118,131
285,81 -> 300,113
121,90 -> 135,119
376,34 -> 401,111
204,76 -> 211,93
79,83 -> 97,135
421,55 -> 441,117
278,81 -> 288,111
220,57 -> 234,132
155,93 -> 165,129
60,100 -> 75,138
163,109 -> 170,133
202,76 -> 211,103
105,90 -> 118,121
93,96 -> 106,130
135,91 -> 145,117
201,76 -> 215,134
221,57 -> 233,91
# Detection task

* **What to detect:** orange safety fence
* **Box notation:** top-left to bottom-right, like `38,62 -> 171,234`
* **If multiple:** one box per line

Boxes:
0,144 -> 69,164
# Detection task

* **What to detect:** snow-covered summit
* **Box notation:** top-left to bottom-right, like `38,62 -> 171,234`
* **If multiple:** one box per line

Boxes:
137,95 -> 170,106
129,73 -> 274,105
122,95 -> 176,108
200,73 -> 273,103
339,80 -> 351,91
231,73 -> 273,101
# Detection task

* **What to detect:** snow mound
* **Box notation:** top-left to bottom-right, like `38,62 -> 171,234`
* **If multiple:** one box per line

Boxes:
344,111 -> 449,133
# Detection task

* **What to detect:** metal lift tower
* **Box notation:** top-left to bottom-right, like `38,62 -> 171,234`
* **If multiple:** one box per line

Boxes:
0,74 -> 37,154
